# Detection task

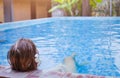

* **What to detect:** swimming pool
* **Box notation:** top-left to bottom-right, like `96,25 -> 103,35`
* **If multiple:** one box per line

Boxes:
0,17 -> 120,77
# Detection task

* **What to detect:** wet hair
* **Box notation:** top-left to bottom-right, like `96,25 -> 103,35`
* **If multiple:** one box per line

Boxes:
7,38 -> 37,72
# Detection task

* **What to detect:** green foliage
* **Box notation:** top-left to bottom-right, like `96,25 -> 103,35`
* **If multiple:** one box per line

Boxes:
90,0 -> 103,9
49,0 -> 79,16
113,0 -> 120,16
49,0 -> 103,16
94,0 -> 120,16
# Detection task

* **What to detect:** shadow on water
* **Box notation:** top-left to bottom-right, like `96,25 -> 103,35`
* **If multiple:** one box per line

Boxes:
0,31 -> 6,43
0,40 -> 6,43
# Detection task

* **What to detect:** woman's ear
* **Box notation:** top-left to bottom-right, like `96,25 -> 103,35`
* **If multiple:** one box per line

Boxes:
35,53 -> 41,66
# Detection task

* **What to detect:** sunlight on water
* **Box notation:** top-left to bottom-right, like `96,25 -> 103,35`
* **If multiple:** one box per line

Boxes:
0,18 -> 120,77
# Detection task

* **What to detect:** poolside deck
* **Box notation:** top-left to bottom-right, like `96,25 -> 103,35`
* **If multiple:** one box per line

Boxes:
0,66 -> 115,78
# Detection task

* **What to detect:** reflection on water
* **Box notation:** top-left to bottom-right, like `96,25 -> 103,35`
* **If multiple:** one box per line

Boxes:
110,24 -> 120,76
0,18 -> 120,76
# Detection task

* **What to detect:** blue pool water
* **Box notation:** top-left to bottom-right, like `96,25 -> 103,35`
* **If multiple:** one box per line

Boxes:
0,17 -> 120,77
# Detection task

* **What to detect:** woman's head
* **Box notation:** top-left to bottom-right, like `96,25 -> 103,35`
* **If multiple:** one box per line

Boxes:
7,38 -> 38,72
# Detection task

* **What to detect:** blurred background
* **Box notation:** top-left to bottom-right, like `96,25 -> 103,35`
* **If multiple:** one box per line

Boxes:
0,0 -> 120,23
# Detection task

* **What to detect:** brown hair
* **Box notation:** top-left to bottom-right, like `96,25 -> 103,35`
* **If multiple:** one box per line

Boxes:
7,38 -> 37,72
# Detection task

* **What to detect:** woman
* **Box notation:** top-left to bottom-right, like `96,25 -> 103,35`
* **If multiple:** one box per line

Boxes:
7,38 -> 40,72
7,38 -> 76,73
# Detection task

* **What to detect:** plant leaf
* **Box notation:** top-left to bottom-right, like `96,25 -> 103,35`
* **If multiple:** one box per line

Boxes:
53,0 -> 64,4
49,4 -> 68,12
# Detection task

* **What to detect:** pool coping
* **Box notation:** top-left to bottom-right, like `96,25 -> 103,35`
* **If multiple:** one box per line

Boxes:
0,17 -> 120,31
0,65 -> 116,78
